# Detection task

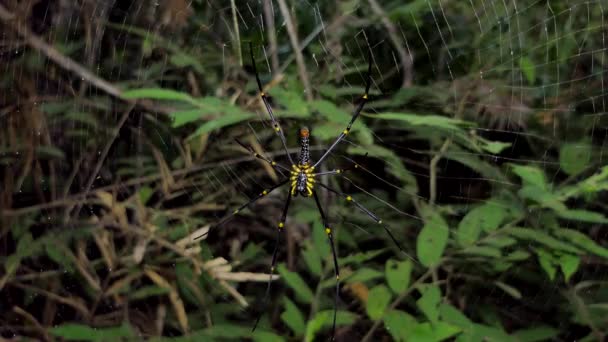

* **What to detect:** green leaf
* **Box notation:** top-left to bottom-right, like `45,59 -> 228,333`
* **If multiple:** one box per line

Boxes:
519,57 -> 536,84
461,246 -> 502,258
301,242 -> 322,277
304,310 -> 357,342
277,264 -> 314,304
383,310 -> 417,341
481,140 -> 512,154
417,211 -> 449,267
339,249 -> 386,266
50,324 -> 135,341
370,112 -> 472,131
189,111 -> 254,138
409,321 -> 462,341
440,303 -> 473,330
366,285 -> 393,320
385,259 -> 412,293
494,281 -> 522,299
416,285 -> 441,324
557,209 -> 608,224
346,268 -> 384,284
560,142 -> 591,176
511,164 -> 549,190
281,297 -> 306,336
457,202 -> 507,246
559,254 -> 580,282
170,109 -> 205,127
138,186 -> 154,204
504,227 -> 581,254
513,326 -> 559,342
130,285 -> 170,300
122,88 -> 196,105
45,241 -> 74,273
555,228 -> 608,258
536,249 -> 557,280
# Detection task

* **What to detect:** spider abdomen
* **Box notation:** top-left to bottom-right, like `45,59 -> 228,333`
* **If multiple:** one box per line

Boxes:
290,164 -> 315,197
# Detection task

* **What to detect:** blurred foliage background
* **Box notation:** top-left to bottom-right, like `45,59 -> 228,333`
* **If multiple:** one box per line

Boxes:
1,0 -> 608,341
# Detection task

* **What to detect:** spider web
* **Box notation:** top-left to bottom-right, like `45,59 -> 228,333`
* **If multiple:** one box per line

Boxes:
1,0 -> 607,340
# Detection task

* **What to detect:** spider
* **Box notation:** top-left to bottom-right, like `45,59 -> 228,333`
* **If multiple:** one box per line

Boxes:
196,43 -> 406,340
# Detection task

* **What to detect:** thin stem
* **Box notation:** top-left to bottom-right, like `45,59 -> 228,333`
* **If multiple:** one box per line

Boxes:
429,139 -> 451,206
276,0 -> 313,101
230,0 -> 242,66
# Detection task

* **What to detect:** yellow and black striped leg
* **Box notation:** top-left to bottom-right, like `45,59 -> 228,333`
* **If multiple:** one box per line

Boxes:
317,183 -> 411,260
252,191 -> 293,332
235,138 -> 290,175
313,51 -> 373,168
312,191 -> 340,341
194,179 -> 289,240
249,43 -> 295,166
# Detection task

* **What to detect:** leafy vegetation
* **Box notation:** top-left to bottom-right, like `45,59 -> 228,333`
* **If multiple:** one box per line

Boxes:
1,0 -> 608,341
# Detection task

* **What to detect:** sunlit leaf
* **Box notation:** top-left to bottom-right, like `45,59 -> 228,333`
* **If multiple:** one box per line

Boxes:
417,211 -> 449,267
511,164 -> 549,190
366,285 -> 392,320
383,310 -> 417,341
519,56 -> 536,84
560,142 -> 591,175
555,228 -> 608,259
385,259 -> 412,293
346,268 -> 384,284
416,284 -> 441,325
494,281 -> 522,299
457,202 -> 507,246
281,297 -> 305,336
122,88 -> 196,105
277,264 -> 314,304
558,254 -> 580,282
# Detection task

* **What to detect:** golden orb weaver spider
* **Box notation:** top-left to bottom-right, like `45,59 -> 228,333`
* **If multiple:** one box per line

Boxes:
195,43 -> 407,340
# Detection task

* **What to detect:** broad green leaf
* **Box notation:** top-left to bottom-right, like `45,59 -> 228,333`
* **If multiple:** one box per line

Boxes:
461,246 -> 502,258
559,254 -> 580,282
272,87 -> 310,117
417,211 -> 449,267
558,209 -> 608,224
281,297 -> 306,336
416,285 -> 441,325
409,321 -> 462,341
301,242 -> 322,277
189,112 -> 254,138
513,326 -> 559,342
170,109 -> 205,127
346,268 -> 384,284
519,57 -> 536,84
366,285 -> 392,320
482,236 -> 517,248
385,259 -> 412,293
481,140 -> 512,154
122,88 -> 196,105
50,324 -> 135,341
505,250 -> 531,261
370,112 -> 472,131
511,165 -> 548,190
469,324 -> 511,341
304,310 -> 357,342
383,310 -> 417,341
555,228 -> 608,258
504,227 -> 581,254
277,264 -> 314,304
494,281 -> 522,299
518,186 -> 566,211
440,303 -> 473,329
560,142 -> 591,176
457,202 -> 506,246
536,249 -> 557,280
45,241 -> 74,273
311,99 -> 373,145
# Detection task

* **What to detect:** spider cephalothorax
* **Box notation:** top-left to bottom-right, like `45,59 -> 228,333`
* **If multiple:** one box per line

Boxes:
291,127 -> 315,197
